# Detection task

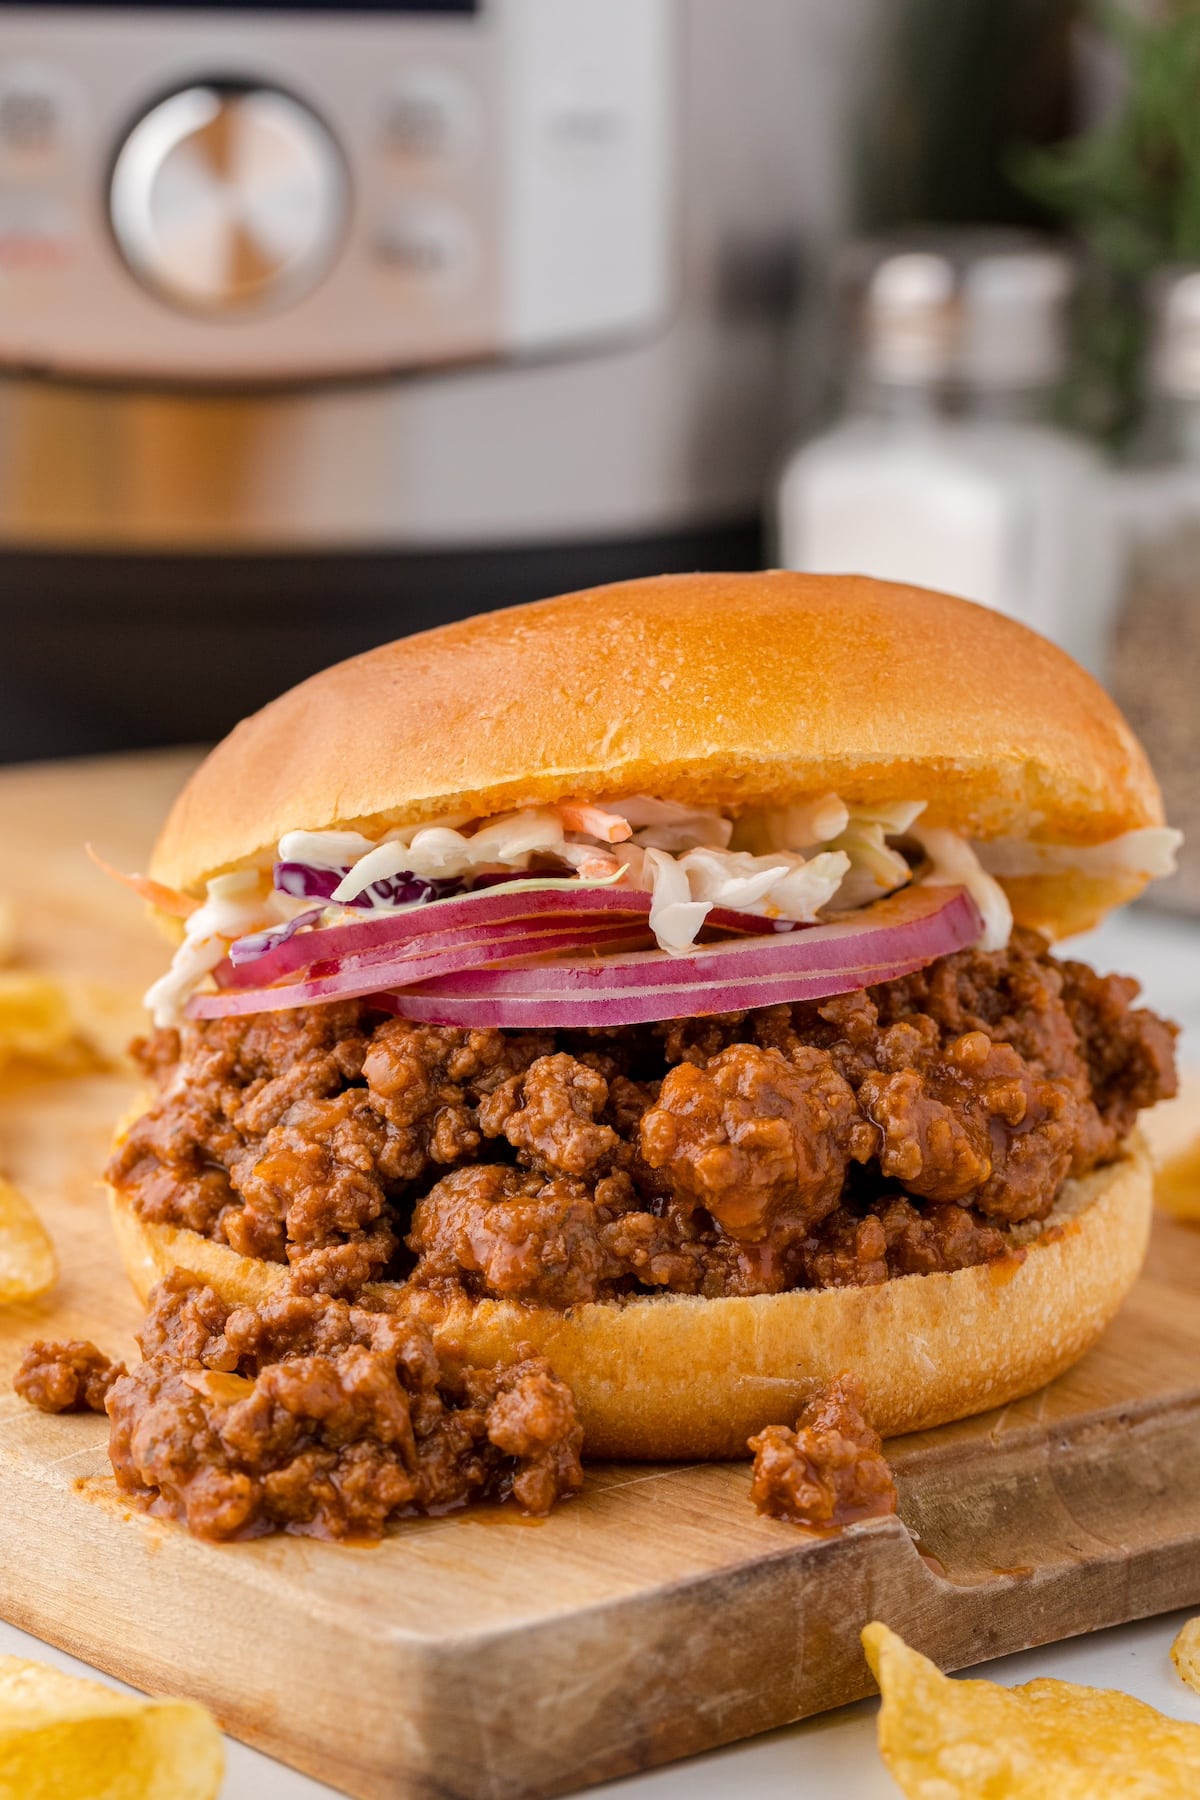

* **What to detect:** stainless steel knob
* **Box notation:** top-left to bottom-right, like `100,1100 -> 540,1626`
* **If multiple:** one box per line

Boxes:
110,85 -> 346,315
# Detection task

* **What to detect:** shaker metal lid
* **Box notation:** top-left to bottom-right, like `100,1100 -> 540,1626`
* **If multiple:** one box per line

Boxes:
843,229 -> 1074,389
1148,267 -> 1200,397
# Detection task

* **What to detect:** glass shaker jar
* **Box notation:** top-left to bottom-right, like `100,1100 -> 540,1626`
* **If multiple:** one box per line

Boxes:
1111,269 -> 1200,915
774,232 -> 1118,676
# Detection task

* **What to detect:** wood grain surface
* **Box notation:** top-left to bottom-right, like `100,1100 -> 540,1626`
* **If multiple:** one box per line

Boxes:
0,752 -> 1198,1800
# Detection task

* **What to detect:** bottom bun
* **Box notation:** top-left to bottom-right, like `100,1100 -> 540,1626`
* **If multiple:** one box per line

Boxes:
108,1134 -> 1152,1460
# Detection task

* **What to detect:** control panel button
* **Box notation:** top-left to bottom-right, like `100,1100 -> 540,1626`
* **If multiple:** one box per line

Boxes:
371,202 -> 475,287
109,85 -> 346,315
0,61 -> 79,161
379,69 -> 477,162
0,87 -> 57,156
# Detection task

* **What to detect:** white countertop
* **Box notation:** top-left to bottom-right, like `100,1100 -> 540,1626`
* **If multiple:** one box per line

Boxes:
4,903 -> 1197,1800
3,1608 -> 1197,1800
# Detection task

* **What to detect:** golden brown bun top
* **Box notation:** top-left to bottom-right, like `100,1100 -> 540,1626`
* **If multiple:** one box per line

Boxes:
151,572 -> 1163,930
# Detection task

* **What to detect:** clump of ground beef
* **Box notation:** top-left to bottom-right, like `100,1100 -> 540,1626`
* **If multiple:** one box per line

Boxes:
748,1375 -> 897,1527
96,1271 -> 582,1540
14,1340 -> 126,1414
108,933 -> 1177,1309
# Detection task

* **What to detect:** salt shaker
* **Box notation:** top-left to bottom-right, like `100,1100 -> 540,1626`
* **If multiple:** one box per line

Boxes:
774,234 -> 1117,675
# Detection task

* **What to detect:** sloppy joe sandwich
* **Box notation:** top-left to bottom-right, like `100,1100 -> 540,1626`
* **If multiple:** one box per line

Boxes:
105,572 -> 1180,1459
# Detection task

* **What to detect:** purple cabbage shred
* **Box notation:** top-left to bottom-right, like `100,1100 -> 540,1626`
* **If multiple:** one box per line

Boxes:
229,907 -> 325,966
272,861 -> 464,910
274,862 -> 343,902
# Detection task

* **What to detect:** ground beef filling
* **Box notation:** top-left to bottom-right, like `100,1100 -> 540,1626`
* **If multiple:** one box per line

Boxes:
18,1273 -> 583,1540
108,933 -> 1177,1308
14,1340 -> 126,1414
748,1374 -> 897,1527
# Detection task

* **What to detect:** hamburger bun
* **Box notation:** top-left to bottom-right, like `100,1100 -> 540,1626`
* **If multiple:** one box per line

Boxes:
149,572 -> 1165,938
108,1126 -> 1153,1459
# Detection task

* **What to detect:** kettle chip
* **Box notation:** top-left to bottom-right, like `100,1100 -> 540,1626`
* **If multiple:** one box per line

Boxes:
863,1620 -> 1200,1798
0,1654 -> 223,1798
0,972 -> 78,1073
0,1178 -> 57,1304
1171,1616 -> 1200,1695
0,967 -> 138,1078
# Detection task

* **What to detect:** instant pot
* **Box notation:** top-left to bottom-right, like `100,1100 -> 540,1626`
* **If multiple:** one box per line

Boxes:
0,0 -> 1072,757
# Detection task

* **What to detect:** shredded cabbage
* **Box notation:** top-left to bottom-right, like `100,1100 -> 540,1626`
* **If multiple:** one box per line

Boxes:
332,809 -> 569,900
618,795 -> 734,853
278,830 -> 377,872
643,847 -> 713,955
144,870 -> 313,1028
733,794 -> 849,854
912,827 -> 1012,953
731,798 -> 924,912
629,843 -> 852,956
823,827 -> 904,910
849,800 -> 927,835
399,870 -> 630,901
144,935 -> 229,1032
975,827 -> 1182,882
681,846 -> 849,919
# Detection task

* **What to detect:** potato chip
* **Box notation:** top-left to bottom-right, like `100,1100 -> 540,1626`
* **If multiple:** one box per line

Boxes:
0,900 -> 141,1078
0,1178 -> 57,1304
1171,1617 -> 1200,1695
0,1655 -> 223,1798
0,969 -> 139,1079
1155,1139 -> 1200,1222
57,978 -> 144,1072
0,973 -> 76,1069
863,1620 -> 1200,1798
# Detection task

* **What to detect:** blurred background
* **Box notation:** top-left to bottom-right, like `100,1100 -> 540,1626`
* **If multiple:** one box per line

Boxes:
0,0 -> 1197,920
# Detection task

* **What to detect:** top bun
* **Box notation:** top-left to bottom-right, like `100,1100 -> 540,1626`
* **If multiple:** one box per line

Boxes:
151,572 -> 1164,936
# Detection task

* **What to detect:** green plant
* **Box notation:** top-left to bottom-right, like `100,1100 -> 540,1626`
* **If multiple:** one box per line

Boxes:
1013,0 -> 1200,436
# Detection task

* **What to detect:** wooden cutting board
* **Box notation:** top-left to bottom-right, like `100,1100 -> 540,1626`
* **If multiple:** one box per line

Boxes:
1,750 -> 1199,1800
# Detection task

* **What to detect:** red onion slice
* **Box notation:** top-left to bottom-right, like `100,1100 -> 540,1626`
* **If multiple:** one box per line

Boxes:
288,913 -> 651,981
223,885 -> 659,986
374,957 -> 934,1029
212,912 -> 656,995
375,887 -> 980,1027
190,884 -> 979,1028
189,921 -> 650,1019
411,885 -> 980,997
222,886 -> 768,989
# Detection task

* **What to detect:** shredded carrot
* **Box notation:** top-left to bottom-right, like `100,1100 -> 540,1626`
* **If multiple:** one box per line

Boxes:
578,855 -> 624,880
85,844 -> 199,918
556,803 -> 633,844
